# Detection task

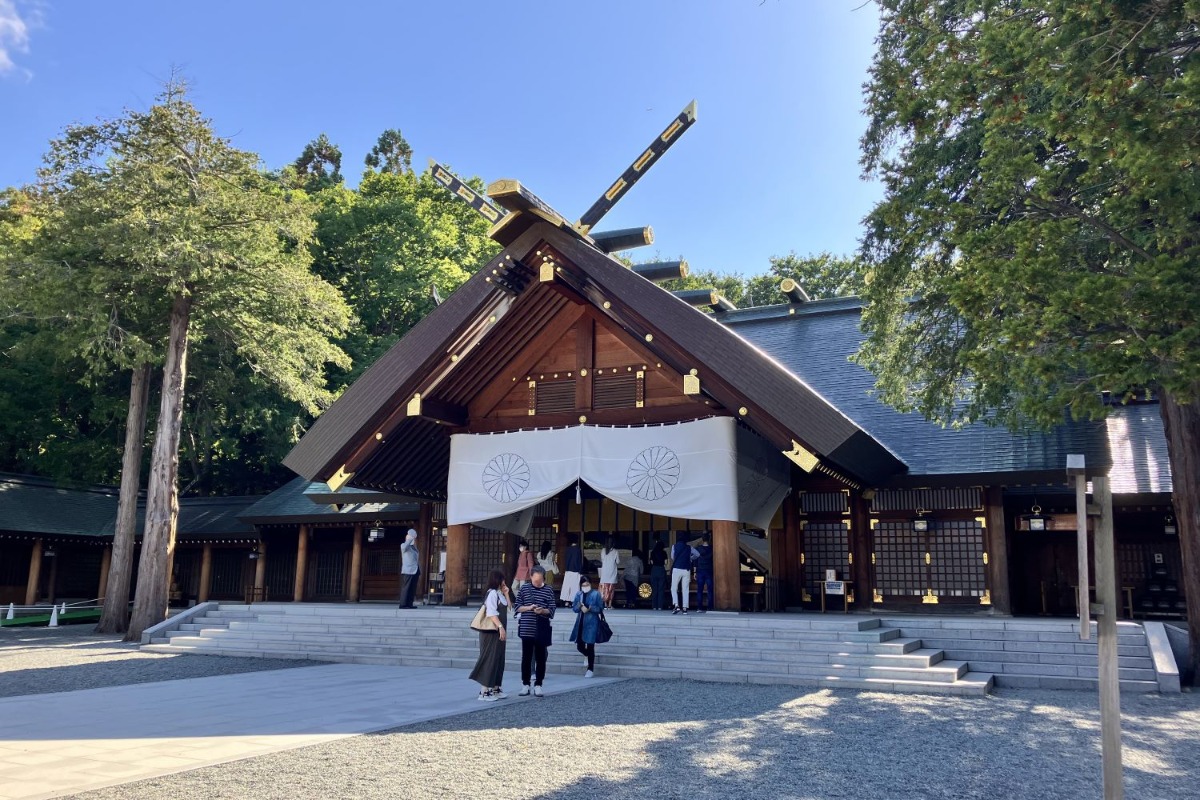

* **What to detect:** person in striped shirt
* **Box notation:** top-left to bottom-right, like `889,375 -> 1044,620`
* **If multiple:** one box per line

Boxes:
514,566 -> 557,697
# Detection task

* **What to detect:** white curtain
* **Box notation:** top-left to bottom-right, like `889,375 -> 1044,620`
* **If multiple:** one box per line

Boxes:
446,417 -> 743,526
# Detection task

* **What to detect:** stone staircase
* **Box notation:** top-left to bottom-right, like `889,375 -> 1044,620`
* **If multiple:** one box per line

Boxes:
143,604 -> 993,696
879,617 -> 1161,692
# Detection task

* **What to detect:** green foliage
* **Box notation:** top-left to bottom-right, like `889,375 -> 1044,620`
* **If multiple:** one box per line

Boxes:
292,133 -> 344,192
364,129 -> 414,175
655,252 -> 862,310
309,166 -> 498,380
858,0 -> 1200,429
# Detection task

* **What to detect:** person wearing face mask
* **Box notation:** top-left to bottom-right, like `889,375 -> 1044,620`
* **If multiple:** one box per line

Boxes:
514,565 -> 556,696
570,574 -> 604,677
513,538 -> 535,593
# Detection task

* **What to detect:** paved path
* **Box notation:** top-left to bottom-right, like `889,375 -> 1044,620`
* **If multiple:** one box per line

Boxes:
0,663 -> 617,800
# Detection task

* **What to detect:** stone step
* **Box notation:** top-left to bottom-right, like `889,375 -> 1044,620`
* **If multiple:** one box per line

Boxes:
992,674 -> 1161,693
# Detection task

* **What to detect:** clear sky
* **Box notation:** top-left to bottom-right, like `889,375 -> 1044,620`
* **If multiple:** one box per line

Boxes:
0,0 -> 882,277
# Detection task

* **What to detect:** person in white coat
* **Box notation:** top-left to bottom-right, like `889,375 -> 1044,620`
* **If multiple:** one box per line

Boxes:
598,535 -> 620,609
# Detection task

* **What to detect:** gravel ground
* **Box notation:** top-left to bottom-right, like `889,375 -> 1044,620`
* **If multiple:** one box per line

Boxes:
62,678 -> 1200,800
0,625 -> 317,698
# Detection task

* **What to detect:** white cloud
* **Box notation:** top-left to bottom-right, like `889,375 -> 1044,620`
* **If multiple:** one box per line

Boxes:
0,0 -> 35,77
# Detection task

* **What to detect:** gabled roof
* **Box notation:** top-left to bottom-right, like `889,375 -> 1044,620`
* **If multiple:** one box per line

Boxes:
283,220 -> 906,493
239,477 -> 419,526
719,299 -> 1172,487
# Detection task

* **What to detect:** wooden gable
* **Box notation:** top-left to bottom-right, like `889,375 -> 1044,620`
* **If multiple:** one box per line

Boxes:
468,301 -> 719,430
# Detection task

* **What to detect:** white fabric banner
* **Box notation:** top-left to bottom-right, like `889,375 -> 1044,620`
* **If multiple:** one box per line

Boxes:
579,417 -> 739,521
447,426 -> 582,526
447,417 -> 741,526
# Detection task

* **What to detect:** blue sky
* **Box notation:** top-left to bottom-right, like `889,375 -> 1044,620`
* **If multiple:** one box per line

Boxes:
0,0 -> 882,277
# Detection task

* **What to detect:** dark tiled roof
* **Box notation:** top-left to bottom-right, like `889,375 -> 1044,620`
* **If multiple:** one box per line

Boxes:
238,477 -> 420,525
721,301 -> 1117,479
0,473 -> 117,537
174,496 -> 260,540
1106,403 -> 1172,495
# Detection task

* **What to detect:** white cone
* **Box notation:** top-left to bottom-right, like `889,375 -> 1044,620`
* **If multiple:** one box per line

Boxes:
5,603 -> 12,620
60,602 -> 67,614
48,606 -> 59,628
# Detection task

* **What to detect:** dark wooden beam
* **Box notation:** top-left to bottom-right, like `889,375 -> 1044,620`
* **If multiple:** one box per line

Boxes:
576,316 -> 594,412
780,278 -> 811,304
417,397 -> 467,427
633,260 -> 689,283
673,289 -> 718,308
467,405 -> 726,433
592,226 -> 654,253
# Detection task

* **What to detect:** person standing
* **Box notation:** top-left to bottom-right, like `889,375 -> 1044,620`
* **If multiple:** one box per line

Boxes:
598,535 -> 620,609
623,548 -> 645,609
514,565 -> 556,697
537,541 -> 558,590
649,538 -> 668,611
469,570 -> 511,701
398,528 -> 420,609
571,574 -> 604,677
513,538 -> 535,593
670,532 -> 693,615
694,534 -> 714,613
559,534 -> 584,606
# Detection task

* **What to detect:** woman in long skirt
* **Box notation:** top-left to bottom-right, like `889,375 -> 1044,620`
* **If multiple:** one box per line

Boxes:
469,570 -> 511,701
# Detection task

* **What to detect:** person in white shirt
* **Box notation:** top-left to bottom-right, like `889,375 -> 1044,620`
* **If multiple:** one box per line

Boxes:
469,570 -> 512,701
598,535 -> 621,609
537,541 -> 558,589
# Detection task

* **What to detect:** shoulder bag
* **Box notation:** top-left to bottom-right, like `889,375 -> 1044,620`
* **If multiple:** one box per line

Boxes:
469,591 -> 497,631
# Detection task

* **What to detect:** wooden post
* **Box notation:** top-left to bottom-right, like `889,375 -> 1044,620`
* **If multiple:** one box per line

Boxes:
712,519 -> 740,611
984,487 -> 1013,615
98,546 -> 112,602
254,540 -> 267,595
1094,475 -> 1124,799
25,538 -> 43,606
781,493 -> 802,606
1077,474 -> 1092,639
416,503 -> 433,598
444,523 -> 470,605
46,550 -> 59,605
198,544 -> 213,603
850,492 -> 872,609
294,525 -> 309,602
348,525 -> 363,603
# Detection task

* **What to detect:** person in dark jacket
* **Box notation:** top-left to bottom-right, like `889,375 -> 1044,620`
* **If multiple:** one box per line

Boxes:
649,537 -> 668,610
570,574 -> 604,677
694,534 -> 714,613
559,534 -> 584,606
670,532 -> 693,614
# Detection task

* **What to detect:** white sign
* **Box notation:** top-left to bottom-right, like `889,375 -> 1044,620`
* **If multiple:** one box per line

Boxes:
824,580 -> 845,596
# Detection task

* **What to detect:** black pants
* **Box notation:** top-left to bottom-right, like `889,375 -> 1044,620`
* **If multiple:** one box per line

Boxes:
577,640 -> 595,670
399,571 -> 419,608
624,578 -> 640,608
650,566 -> 666,610
521,638 -> 548,686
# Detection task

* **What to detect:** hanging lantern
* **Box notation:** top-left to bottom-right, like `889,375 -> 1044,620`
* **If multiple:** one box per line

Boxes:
1164,514 -> 1177,536
911,509 -> 931,533
1025,504 -> 1047,532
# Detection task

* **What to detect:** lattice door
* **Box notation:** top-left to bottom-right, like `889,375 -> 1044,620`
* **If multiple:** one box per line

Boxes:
873,521 -> 927,600
801,521 -> 850,601
928,519 -> 987,600
468,529 -> 506,593
310,548 -> 346,598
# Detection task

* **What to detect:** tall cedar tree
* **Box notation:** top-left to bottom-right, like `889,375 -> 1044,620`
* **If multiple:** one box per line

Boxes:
858,1 -> 1200,668
35,82 -> 351,640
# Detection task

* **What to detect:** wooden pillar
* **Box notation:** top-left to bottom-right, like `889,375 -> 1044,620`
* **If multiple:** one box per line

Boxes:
984,487 -> 1012,614
294,524 -> 309,602
444,523 -> 470,605
25,538 -> 43,606
254,540 -> 267,594
782,494 -> 803,606
850,491 -> 873,609
46,550 -> 59,604
1094,475 -> 1125,798
98,546 -> 112,601
416,503 -> 433,598
348,524 -> 363,603
198,544 -> 213,603
712,519 -> 740,611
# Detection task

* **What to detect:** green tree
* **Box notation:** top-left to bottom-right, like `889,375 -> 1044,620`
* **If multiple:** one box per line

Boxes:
292,133 -> 344,191
748,252 -> 864,303
310,161 -> 498,378
858,1 -> 1200,667
364,128 -> 414,175
33,82 -> 351,639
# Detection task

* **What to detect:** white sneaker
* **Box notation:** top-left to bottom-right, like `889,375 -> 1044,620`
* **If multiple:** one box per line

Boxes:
518,685 -> 531,696
480,691 -> 497,702
533,685 -> 544,697
493,690 -> 509,700
584,669 -> 594,678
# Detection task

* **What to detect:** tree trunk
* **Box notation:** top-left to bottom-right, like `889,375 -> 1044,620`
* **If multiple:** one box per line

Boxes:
96,363 -> 151,634
126,295 -> 192,642
1159,387 -> 1200,679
